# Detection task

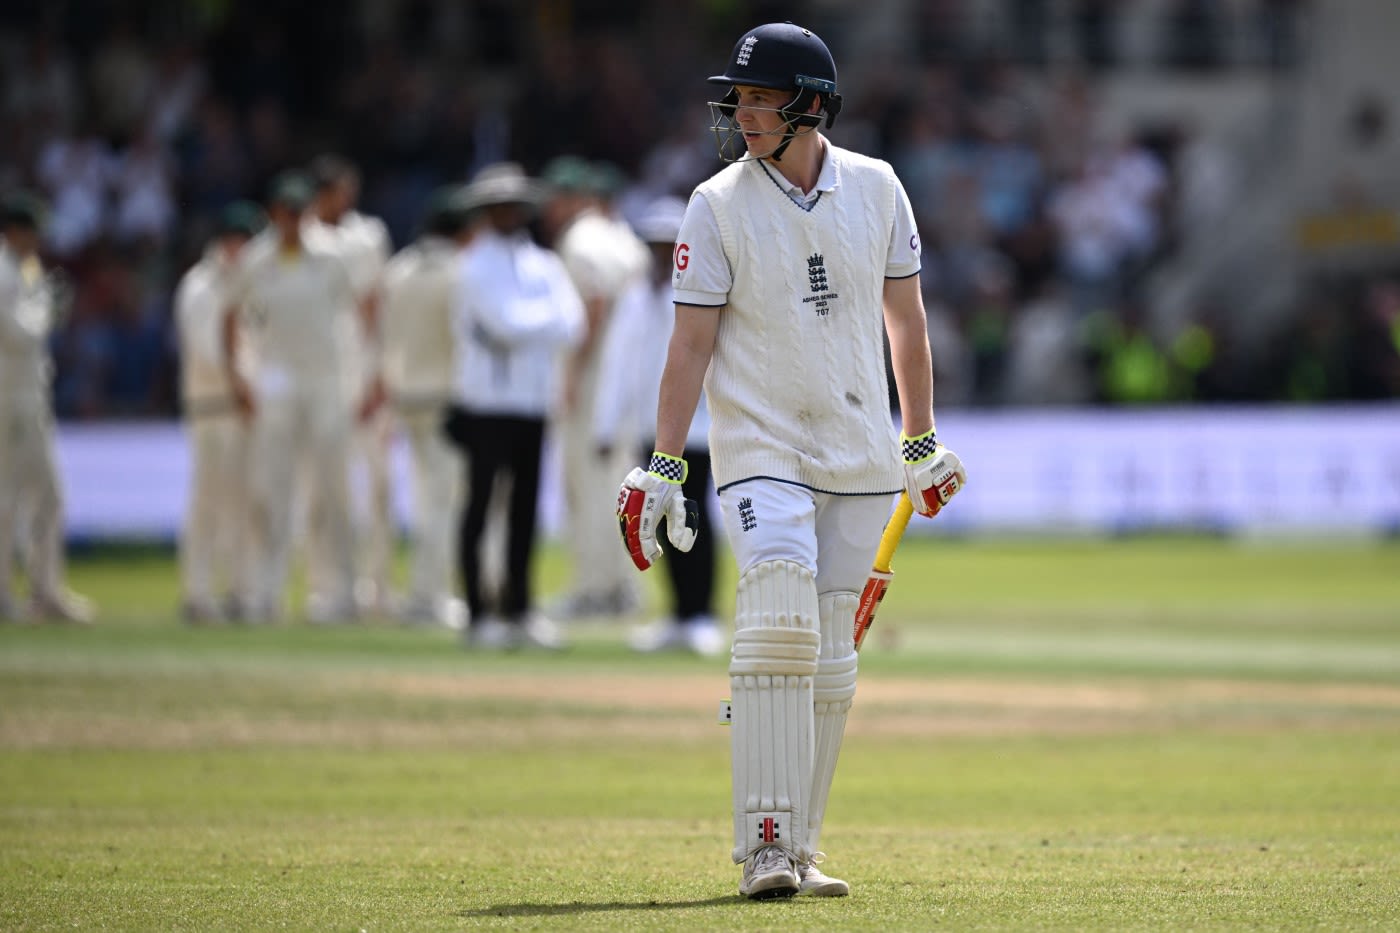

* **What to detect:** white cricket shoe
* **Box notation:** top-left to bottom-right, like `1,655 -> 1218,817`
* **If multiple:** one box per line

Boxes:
628,618 -> 687,653
180,599 -> 221,626
31,589 -> 95,625
465,615 -> 515,650
629,616 -> 727,657
739,846 -> 799,900
683,616 -> 727,657
797,860 -> 850,897
305,594 -> 359,626
519,612 -> 567,651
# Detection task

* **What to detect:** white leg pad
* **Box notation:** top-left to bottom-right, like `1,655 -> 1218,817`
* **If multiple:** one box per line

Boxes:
810,590 -> 859,853
729,560 -> 821,864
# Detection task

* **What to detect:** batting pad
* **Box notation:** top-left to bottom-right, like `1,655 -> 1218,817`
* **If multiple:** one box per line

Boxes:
810,590 -> 860,852
729,559 -> 821,864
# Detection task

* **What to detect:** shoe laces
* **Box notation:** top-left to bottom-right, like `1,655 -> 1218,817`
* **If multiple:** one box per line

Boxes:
749,845 -> 794,875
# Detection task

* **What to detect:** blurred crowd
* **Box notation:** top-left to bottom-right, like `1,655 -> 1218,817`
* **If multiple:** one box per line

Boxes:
0,0 -> 1395,421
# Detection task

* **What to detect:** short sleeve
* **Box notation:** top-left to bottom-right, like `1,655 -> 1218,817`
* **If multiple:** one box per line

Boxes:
671,194 -> 730,307
885,174 -> 922,280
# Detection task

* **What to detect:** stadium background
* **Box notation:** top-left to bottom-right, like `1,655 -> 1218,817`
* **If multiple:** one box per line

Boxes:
2,0 -> 1397,539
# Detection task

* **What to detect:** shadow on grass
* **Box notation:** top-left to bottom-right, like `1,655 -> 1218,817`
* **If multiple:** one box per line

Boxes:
458,896 -> 738,918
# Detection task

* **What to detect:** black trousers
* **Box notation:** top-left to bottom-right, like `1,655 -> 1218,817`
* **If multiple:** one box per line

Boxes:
661,449 -> 715,623
446,408 -> 544,624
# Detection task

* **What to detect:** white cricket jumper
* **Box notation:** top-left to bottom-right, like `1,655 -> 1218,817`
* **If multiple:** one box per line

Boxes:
174,248 -> 242,414
380,235 -> 459,406
686,147 -> 912,495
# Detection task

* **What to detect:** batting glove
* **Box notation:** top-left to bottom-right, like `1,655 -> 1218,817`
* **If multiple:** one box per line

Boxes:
616,452 -> 699,571
901,428 -> 967,518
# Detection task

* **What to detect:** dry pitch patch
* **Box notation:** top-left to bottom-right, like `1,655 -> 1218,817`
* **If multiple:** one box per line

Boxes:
5,666 -> 1398,751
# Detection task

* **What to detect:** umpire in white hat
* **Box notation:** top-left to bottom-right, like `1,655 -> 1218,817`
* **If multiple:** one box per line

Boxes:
445,163 -> 585,649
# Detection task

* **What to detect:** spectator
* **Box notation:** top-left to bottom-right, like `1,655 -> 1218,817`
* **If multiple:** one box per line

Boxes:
34,118 -> 112,259
110,121 -> 177,251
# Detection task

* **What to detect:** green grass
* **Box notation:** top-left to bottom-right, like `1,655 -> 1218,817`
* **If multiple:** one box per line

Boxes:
2,536 -> 1399,931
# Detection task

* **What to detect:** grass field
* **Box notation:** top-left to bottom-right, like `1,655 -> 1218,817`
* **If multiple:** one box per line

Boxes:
3,536 -> 1399,931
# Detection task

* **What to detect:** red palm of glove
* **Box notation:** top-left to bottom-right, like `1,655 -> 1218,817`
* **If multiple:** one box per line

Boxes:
902,444 -> 967,518
616,465 -> 698,571
617,485 -> 652,571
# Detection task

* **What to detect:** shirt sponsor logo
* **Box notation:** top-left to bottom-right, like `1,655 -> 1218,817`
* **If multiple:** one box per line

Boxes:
674,242 -> 689,272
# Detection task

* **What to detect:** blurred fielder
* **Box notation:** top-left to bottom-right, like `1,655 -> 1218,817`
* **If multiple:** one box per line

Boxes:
174,200 -> 265,622
615,23 -> 966,899
304,154 -> 395,617
378,187 -> 475,627
540,157 -> 649,620
0,190 -> 94,624
594,195 -> 723,657
223,172 -> 365,623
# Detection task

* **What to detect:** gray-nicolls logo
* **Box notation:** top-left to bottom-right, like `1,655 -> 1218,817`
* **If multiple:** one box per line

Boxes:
738,497 -> 757,532
807,253 -> 829,294
737,35 -> 757,66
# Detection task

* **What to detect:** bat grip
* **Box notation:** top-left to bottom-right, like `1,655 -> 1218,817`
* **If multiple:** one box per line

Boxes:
872,493 -> 914,573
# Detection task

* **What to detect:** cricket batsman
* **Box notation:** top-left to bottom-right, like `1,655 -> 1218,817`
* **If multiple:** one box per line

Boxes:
0,190 -> 94,624
616,22 -> 966,899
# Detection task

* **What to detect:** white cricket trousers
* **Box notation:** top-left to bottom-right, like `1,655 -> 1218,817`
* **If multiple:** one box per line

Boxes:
348,405 -> 394,599
717,480 -> 893,595
398,405 -> 461,608
247,385 -> 355,617
0,400 -> 67,601
179,410 -> 251,610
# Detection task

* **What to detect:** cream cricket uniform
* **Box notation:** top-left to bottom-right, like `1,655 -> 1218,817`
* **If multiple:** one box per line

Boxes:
304,211 -> 394,609
0,244 -> 68,609
379,235 -> 461,619
174,248 -> 252,614
229,233 -> 360,618
595,268 -> 712,453
554,209 -> 648,614
673,139 -> 922,864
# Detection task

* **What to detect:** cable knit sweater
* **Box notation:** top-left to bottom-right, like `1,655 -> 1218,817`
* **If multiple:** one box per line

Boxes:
691,149 -> 907,494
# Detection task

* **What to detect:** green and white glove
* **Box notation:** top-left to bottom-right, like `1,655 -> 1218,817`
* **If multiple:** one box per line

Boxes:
901,428 -> 967,518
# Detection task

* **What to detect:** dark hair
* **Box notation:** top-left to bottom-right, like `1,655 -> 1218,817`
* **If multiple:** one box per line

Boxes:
0,189 -> 46,229
308,153 -> 358,191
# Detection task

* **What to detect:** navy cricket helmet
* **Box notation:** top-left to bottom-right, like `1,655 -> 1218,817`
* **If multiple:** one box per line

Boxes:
706,22 -> 843,162
708,22 -> 843,128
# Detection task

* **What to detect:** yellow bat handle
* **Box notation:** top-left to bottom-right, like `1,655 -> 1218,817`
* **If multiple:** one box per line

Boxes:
873,493 -> 915,573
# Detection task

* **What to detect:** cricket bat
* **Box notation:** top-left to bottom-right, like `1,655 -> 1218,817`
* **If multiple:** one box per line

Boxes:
853,492 -> 914,651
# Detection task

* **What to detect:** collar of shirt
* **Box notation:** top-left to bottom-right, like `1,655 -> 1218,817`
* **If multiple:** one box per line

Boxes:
760,138 -> 839,207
